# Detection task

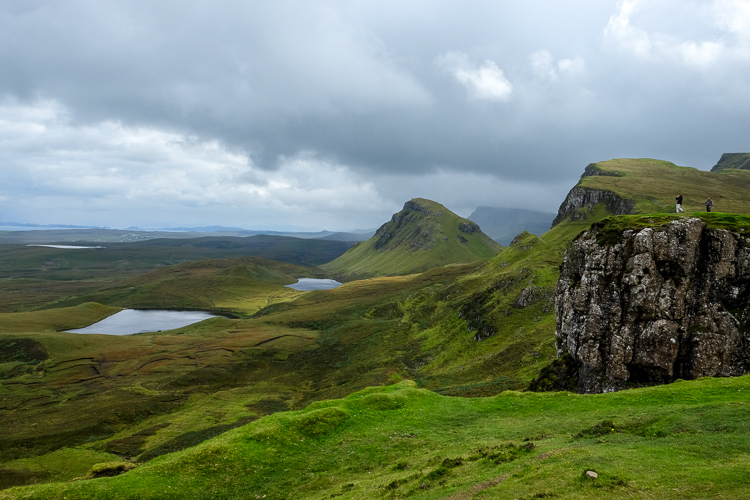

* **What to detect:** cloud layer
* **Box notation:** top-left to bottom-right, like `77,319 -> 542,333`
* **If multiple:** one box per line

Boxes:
1,0 -> 748,230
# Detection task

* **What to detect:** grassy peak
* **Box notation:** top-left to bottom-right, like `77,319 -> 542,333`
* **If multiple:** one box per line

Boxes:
322,198 -> 500,280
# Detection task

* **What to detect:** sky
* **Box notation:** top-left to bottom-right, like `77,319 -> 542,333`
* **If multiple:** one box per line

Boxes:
1,0 -> 749,231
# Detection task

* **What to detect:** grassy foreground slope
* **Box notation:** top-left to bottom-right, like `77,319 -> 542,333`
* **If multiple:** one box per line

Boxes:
323,198 -> 501,280
3,376 -> 749,499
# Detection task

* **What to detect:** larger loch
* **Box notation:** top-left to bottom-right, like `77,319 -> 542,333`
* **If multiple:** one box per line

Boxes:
66,309 -> 219,336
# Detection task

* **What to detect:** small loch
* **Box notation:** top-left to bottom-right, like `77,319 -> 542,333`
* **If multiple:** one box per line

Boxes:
284,278 -> 342,291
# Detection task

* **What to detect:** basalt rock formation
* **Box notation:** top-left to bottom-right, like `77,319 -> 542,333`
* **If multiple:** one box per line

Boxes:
556,217 -> 750,393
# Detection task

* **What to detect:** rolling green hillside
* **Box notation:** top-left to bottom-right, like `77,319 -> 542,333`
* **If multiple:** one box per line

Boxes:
0,222 -> 580,491
3,157 -> 750,496
322,198 -> 502,280
48,256 -> 329,316
3,377 -> 749,499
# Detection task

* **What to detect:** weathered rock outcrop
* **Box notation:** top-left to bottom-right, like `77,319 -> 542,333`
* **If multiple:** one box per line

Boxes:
556,217 -> 750,393
551,164 -> 634,227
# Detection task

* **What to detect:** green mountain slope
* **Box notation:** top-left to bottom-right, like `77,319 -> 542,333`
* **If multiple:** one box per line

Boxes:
4,376 -> 749,499
711,152 -> 750,172
554,158 -> 750,225
322,198 -> 502,280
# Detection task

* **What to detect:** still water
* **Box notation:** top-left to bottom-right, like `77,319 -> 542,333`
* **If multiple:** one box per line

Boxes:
284,278 -> 342,291
27,244 -> 105,249
66,309 -> 218,335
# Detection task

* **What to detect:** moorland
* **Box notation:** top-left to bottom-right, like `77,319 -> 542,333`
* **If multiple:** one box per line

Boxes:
1,157 -> 750,499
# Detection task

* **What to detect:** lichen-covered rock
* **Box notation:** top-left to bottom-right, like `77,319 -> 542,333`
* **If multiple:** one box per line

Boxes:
556,217 -> 750,393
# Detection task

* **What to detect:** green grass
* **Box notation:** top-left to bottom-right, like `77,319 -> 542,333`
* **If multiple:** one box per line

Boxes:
0,448 -> 124,490
592,212 -> 750,246
2,376 -> 749,499
580,158 -> 750,216
4,159 -> 750,495
0,249 -> 563,488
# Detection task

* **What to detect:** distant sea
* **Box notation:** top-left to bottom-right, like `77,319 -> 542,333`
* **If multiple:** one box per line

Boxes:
0,224 -> 100,231
0,225 -> 82,231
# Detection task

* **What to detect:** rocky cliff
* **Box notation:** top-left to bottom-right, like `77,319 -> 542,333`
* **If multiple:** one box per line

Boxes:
551,163 -> 634,227
555,217 -> 750,393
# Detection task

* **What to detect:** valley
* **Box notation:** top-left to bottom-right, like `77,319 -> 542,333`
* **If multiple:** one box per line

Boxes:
1,158 -> 750,498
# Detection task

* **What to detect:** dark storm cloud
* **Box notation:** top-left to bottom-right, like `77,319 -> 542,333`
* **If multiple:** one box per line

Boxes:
1,0 -> 749,229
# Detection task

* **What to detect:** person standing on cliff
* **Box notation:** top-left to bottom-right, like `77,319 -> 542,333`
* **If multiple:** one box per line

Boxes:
705,197 -> 713,212
676,193 -> 684,213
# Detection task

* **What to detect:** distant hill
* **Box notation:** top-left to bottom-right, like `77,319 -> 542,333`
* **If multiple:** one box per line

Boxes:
321,198 -> 501,280
710,152 -> 750,172
320,231 -> 375,242
0,226 -> 370,244
467,207 -> 555,245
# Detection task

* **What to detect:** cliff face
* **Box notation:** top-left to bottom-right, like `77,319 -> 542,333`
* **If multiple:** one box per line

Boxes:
556,217 -> 750,393
551,164 -> 634,227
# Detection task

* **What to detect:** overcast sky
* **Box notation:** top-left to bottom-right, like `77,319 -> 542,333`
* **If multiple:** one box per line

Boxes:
1,0 -> 748,231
